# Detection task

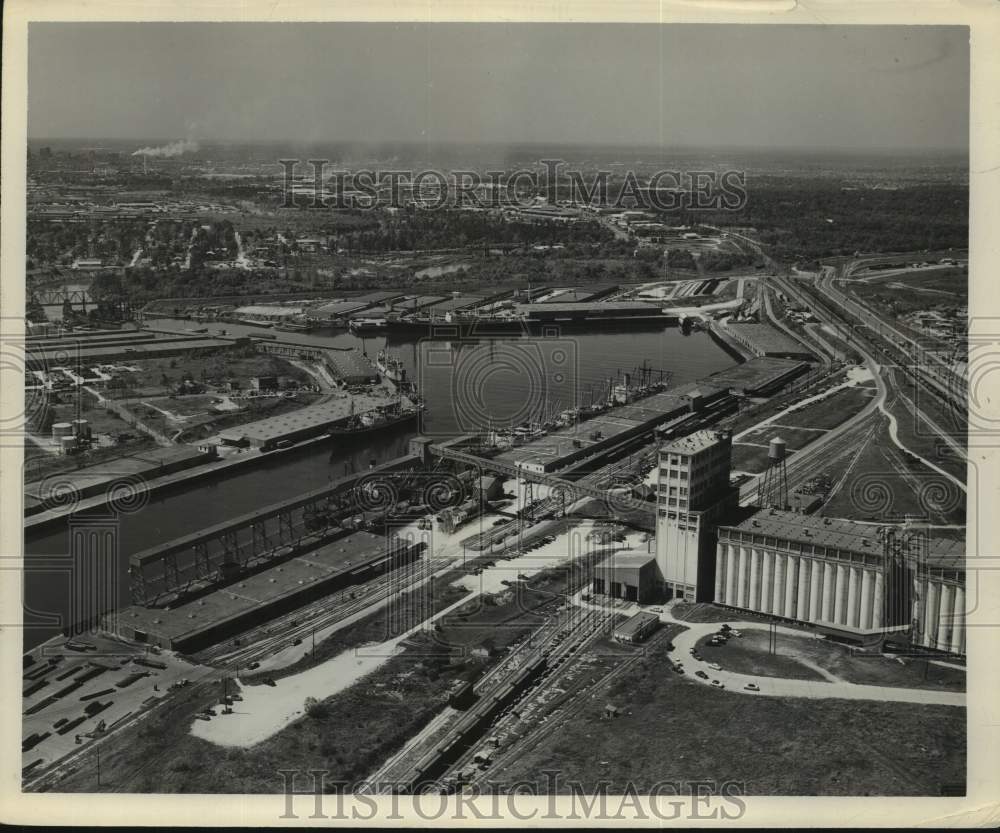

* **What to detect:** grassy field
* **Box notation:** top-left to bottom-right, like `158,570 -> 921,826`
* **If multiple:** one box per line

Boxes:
779,386 -> 876,431
731,444 -> 782,474
703,630 -> 964,691
671,602 -> 743,624
693,633 -> 826,681
731,423 -> 826,472
854,266 -> 967,310
737,424 -> 827,451
493,638 -> 966,796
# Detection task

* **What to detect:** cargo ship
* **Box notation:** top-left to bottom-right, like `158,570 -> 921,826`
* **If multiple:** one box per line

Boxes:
327,400 -> 421,437
375,350 -> 408,385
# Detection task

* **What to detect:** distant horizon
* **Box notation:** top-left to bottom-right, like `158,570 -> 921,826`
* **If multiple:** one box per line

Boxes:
27,23 -> 969,154
25,137 -> 969,159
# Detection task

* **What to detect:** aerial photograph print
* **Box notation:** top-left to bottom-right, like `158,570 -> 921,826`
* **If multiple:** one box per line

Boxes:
11,15 -> 978,815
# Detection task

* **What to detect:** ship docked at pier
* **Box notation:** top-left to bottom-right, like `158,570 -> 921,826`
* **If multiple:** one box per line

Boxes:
384,300 -> 677,337
375,350 -> 408,385
327,398 -> 421,437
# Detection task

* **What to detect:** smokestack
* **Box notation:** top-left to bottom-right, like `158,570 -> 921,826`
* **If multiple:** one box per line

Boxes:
131,139 -> 199,159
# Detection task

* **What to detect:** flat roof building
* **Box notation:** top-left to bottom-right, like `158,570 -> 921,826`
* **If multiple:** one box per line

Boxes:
612,611 -> 660,643
593,552 -> 658,604
723,322 -> 815,361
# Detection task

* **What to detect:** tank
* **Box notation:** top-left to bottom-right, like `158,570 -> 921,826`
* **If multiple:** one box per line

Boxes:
51,422 -> 73,439
59,435 -> 78,454
71,418 -> 91,439
768,437 -> 787,461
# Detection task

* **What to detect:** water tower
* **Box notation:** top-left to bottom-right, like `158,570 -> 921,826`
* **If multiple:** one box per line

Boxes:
757,436 -> 789,510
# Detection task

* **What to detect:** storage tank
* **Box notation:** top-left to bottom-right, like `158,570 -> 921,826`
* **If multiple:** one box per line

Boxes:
51,422 -> 73,439
71,418 -> 91,439
768,437 -> 787,461
59,435 -> 78,454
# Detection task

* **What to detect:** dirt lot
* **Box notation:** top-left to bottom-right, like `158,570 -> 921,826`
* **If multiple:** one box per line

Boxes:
493,637 -> 965,796
110,348 -> 312,398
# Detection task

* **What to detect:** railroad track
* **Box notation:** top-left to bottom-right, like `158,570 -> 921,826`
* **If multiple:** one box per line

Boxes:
472,625 -> 675,789
440,607 -> 619,786
364,613 -> 569,790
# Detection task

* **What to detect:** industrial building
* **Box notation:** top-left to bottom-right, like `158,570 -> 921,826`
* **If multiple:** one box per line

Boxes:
612,611 -> 660,643
498,380 -> 732,476
25,332 -> 237,369
654,429 -> 739,602
722,322 -> 815,361
111,530 -> 426,651
323,349 -> 379,385
703,357 -> 811,397
713,510 -> 965,654
592,552 -> 658,603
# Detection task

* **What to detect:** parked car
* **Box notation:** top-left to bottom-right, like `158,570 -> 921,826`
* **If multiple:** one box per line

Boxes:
708,663 -> 722,671
695,670 -> 709,680
711,680 -> 725,689
744,683 -> 760,692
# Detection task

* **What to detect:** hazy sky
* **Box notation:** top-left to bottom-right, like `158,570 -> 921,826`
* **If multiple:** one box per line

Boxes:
28,23 -> 969,151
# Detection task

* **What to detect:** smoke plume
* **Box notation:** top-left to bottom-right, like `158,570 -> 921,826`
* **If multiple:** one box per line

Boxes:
131,139 -> 200,158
